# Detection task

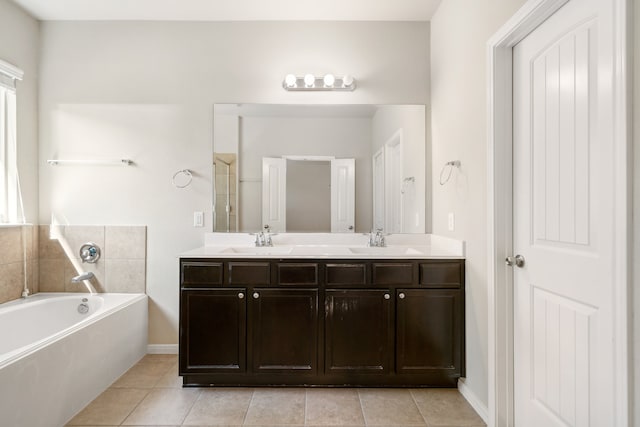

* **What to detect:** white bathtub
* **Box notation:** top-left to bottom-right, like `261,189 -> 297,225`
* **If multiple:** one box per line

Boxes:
0,292 -> 148,427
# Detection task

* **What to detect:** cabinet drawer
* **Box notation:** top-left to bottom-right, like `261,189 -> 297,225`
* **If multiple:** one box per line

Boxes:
181,262 -> 223,287
277,263 -> 319,285
326,263 -> 367,286
228,262 -> 271,285
419,262 -> 463,288
372,263 -> 414,285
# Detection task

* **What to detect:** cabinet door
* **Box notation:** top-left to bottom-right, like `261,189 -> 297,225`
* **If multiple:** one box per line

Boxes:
396,289 -> 463,375
179,289 -> 246,374
250,289 -> 318,374
325,289 -> 392,374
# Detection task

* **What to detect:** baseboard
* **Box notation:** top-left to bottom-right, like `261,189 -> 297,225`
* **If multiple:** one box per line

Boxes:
147,344 -> 178,354
458,378 -> 489,424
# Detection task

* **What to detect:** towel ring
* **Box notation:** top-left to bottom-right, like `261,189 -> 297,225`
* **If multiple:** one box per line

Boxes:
172,169 -> 193,188
439,160 -> 461,185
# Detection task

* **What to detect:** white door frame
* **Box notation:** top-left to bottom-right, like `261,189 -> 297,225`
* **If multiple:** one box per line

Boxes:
486,0 -> 631,426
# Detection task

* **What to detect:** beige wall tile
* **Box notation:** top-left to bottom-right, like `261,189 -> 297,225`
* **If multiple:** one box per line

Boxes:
0,262 -> 24,304
105,226 -> 146,259
38,225 -> 66,259
61,225 -> 105,259
29,260 -> 39,294
0,226 -> 24,265
38,259 -> 66,292
104,259 -> 146,293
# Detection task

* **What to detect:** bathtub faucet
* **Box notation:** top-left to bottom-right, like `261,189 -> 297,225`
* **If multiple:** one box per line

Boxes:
71,272 -> 95,283
71,271 -> 98,295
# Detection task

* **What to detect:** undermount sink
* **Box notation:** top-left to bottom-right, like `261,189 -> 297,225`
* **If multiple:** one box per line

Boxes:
220,247 -> 293,255
348,247 -> 424,255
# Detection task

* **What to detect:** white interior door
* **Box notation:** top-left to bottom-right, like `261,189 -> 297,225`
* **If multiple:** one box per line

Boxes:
330,158 -> 355,232
372,147 -> 385,231
262,157 -> 286,232
513,0 -> 617,425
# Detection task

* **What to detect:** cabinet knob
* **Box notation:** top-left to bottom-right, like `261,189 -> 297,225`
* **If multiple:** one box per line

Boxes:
398,293 -> 406,299
384,293 -> 390,300
253,292 -> 260,299
238,292 -> 244,299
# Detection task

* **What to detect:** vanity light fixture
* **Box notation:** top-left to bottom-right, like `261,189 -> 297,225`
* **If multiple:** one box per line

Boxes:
282,74 -> 356,91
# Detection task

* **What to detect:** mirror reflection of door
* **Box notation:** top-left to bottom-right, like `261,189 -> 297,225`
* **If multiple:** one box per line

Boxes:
372,147 -> 385,231
261,157 -> 355,233
385,130 -> 403,233
213,153 -> 237,232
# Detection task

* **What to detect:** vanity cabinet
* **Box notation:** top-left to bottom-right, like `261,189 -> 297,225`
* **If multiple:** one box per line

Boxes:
179,258 -> 464,387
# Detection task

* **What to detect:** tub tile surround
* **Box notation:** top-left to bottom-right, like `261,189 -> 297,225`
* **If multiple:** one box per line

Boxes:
0,225 -> 39,304
38,225 -> 147,294
67,355 -> 486,427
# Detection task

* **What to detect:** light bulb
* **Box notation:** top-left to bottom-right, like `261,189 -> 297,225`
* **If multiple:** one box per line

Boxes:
285,74 -> 297,88
342,74 -> 354,87
304,74 -> 315,87
323,74 -> 335,87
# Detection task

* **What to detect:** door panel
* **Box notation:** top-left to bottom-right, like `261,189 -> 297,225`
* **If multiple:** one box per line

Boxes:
330,158 -> 355,232
262,157 -> 286,232
513,0 -> 615,424
250,288 -> 318,373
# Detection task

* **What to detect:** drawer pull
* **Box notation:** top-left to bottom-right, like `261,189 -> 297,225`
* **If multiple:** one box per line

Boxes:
253,292 -> 260,299
398,293 -> 406,299
384,293 -> 390,300
238,292 -> 245,299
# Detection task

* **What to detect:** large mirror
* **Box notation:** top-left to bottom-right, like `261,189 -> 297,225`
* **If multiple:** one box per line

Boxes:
213,104 -> 429,234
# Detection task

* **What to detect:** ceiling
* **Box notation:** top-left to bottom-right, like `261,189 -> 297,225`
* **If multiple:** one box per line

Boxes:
11,0 -> 442,21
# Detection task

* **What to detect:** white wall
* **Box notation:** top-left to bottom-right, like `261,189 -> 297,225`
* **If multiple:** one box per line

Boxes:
38,21 -> 430,344
430,0 -> 527,409
0,0 -> 39,223
372,105 -> 427,233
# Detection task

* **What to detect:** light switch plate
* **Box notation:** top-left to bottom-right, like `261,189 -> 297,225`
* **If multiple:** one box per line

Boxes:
194,211 -> 204,227
448,212 -> 455,231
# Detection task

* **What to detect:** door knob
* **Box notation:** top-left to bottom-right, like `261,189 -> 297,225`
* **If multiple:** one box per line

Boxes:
383,293 -> 390,300
398,293 -> 406,299
238,292 -> 245,299
253,292 -> 260,299
505,255 -> 525,268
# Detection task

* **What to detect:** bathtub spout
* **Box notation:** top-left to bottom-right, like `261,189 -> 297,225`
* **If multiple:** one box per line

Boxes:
71,272 -> 97,295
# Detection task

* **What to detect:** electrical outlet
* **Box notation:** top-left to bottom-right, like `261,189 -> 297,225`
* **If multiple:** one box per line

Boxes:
194,211 -> 204,227
448,212 -> 455,231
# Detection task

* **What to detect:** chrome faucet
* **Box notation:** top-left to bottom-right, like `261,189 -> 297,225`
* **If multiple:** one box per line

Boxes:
367,229 -> 386,247
71,271 -> 95,283
254,225 -> 274,247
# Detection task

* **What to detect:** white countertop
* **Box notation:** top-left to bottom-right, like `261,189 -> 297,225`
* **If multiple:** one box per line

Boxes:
180,233 -> 465,259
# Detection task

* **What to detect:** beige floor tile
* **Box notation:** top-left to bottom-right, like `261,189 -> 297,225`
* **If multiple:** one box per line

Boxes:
410,389 -> 485,427
112,357 -> 176,388
243,388 -> 306,425
154,362 -> 182,388
358,389 -> 426,426
182,388 -> 253,425
305,389 -> 365,426
67,388 -> 149,425
121,388 -> 200,425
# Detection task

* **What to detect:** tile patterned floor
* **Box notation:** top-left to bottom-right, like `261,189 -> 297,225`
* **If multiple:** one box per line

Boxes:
66,355 -> 486,427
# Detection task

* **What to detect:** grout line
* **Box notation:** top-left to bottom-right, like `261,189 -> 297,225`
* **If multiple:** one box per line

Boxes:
408,389 -> 430,427
241,387 -> 255,426
356,388 -> 368,426
178,386 -> 202,426
304,387 -> 308,426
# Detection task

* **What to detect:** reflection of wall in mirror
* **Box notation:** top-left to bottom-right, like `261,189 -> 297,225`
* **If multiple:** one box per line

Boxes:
286,160 -> 331,232
241,116 -> 371,232
213,153 -> 237,232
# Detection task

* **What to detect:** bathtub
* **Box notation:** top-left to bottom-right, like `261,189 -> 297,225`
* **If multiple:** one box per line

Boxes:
0,292 -> 148,427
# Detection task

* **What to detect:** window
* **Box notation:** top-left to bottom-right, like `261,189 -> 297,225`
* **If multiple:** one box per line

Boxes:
0,59 -> 23,224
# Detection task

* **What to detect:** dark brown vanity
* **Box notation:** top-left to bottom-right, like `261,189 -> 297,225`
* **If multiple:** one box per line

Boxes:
179,257 -> 465,387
